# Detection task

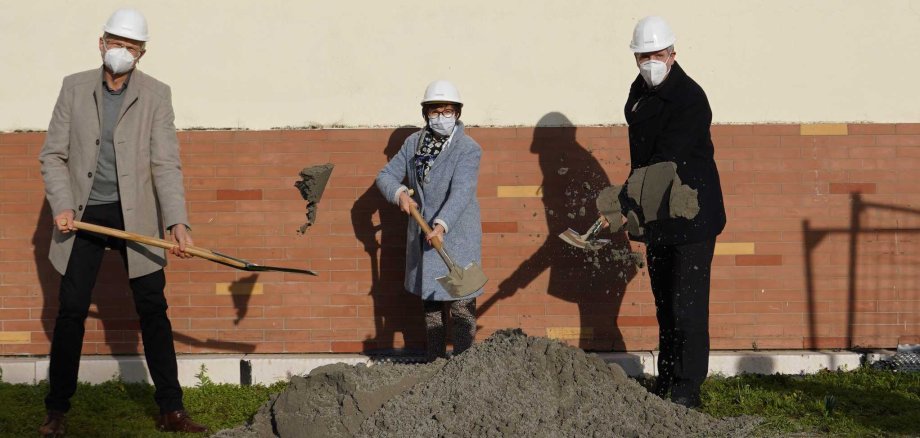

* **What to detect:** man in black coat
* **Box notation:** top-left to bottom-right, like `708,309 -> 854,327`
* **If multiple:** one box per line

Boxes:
619,16 -> 726,408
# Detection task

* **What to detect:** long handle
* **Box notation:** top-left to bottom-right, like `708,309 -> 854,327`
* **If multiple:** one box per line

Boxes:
405,189 -> 443,251
72,220 -> 248,269
404,190 -> 458,269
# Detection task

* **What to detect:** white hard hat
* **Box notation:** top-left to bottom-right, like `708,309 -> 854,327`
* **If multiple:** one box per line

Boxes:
421,80 -> 463,106
103,8 -> 149,42
629,16 -> 675,53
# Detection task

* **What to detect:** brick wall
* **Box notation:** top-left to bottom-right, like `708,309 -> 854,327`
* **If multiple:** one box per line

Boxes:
1,123 -> 918,355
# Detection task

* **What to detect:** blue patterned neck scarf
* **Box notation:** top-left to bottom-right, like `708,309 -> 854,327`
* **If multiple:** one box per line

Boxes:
414,128 -> 450,184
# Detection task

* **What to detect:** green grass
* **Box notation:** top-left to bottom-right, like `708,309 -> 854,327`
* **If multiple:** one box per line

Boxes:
1,367 -> 917,437
698,367 -> 920,437
0,378 -> 286,437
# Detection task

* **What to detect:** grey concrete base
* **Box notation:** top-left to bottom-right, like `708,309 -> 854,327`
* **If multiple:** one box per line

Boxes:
0,350 -> 893,386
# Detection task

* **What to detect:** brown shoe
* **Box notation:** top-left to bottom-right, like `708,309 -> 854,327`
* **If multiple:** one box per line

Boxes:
156,410 -> 209,433
38,410 -> 66,437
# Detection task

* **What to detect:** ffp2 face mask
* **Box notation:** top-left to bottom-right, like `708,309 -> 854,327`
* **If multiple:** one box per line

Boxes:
104,47 -> 137,75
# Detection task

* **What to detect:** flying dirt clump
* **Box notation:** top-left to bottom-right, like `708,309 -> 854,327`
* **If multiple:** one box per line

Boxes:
293,164 -> 334,234
214,330 -> 759,438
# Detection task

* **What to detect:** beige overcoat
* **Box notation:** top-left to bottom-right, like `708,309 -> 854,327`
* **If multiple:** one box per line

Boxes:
39,67 -> 189,278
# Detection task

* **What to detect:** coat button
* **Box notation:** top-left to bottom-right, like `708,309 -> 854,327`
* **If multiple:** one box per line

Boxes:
78,205 -> 83,211
87,172 -> 93,178
95,139 -> 100,145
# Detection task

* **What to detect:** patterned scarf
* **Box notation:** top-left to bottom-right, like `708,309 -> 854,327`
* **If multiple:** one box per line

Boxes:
414,128 -> 450,183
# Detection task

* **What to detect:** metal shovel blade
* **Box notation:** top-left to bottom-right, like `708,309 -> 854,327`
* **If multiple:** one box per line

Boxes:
558,228 -> 589,249
437,261 -> 488,298
558,217 -> 611,251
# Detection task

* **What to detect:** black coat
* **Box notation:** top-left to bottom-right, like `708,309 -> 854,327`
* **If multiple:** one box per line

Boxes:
623,62 -> 726,246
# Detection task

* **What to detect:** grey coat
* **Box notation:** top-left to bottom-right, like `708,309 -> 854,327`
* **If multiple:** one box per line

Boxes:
39,67 -> 189,278
376,122 -> 483,301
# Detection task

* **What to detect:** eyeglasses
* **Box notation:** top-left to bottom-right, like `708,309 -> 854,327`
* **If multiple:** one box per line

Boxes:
103,39 -> 143,57
426,108 -> 457,119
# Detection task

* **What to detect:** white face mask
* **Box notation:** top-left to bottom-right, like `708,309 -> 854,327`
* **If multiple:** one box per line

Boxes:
428,115 -> 456,137
638,52 -> 672,87
104,47 -> 137,75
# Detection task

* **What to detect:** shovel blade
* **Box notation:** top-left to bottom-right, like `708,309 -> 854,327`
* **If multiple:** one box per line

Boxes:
583,239 -> 612,251
558,228 -> 589,249
437,262 -> 488,298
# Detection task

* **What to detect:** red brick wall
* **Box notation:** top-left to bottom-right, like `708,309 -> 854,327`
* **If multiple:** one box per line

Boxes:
1,123 -> 918,355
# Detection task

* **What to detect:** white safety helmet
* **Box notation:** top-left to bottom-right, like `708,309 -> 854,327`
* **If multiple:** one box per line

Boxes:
421,80 -> 463,107
103,8 -> 149,42
629,16 -> 675,53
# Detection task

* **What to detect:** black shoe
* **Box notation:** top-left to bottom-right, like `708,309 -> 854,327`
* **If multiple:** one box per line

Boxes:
671,393 -> 702,409
38,410 -> 67,437
651,376 -> 671,399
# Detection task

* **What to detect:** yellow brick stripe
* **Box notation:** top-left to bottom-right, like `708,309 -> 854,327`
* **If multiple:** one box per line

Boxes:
0,332 -> 30,344
215,282 -> 263,295
546,327 -> 594,340
800,124 -> 848,136
497,185 -> 543,198
714,242 -> 756,255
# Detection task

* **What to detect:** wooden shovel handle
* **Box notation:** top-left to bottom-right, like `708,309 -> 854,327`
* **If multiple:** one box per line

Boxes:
405,190 -> 444,251
71,220 -> 247,269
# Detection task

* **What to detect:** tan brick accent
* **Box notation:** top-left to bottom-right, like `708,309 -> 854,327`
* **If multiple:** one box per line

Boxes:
0,332 -> 30,344
215,283 -> 264,295
800,124 -> 848,136
546,327 -> 594,340
714,242 -> 755,255
497,185 -> 542,197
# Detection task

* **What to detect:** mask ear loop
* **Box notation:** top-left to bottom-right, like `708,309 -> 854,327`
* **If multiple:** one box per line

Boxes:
664,48 -> 673,77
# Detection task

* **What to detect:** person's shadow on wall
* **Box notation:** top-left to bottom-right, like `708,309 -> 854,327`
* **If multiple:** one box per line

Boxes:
350,127 -> 426,355
485,112 -> 639,351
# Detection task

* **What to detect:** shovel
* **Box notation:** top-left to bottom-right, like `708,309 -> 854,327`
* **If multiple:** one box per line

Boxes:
405,191 -> 487,298
71,220 -> 317,276
558,217 -> 611,251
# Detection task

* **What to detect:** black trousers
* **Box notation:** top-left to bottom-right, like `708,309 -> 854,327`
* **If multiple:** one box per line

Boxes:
45,203 -> 183,414
646,238 -> 716,400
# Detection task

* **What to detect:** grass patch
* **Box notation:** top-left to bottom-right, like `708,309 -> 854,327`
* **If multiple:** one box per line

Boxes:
699,367 -> 920,437
0,367 -> 916,437
0,378 -> 286,437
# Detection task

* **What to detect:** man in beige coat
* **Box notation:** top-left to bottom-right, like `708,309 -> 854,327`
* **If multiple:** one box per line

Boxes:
37,8 -> 207,435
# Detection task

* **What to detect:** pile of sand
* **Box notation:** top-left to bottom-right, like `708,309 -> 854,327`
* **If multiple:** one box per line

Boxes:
215,330 -> 759,437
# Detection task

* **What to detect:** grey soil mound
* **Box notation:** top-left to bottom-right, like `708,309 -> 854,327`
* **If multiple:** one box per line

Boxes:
294,164 -> 334,234
215,330 -> 759,438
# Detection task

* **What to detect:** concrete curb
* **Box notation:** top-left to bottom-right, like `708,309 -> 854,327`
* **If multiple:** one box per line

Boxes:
0,350 -> 893,386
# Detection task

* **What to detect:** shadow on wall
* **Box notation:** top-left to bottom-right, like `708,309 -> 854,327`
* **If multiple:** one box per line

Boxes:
736,354 -> 775,375
483,112 -> 640,351
229,274 -> 259,325
33,200 -> 256,380
350,127 -> 426,355
802,193 -> 920,353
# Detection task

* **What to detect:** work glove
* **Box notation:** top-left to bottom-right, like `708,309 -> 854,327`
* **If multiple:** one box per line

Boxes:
595,185 -> 626,232
624,161 -> 699,224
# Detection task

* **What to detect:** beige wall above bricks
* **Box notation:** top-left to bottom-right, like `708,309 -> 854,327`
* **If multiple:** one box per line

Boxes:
2,1 -> 919,130
1,123 -> 918,355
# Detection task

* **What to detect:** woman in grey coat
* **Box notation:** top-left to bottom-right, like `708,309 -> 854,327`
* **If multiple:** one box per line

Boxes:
376,80 -> 483,362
